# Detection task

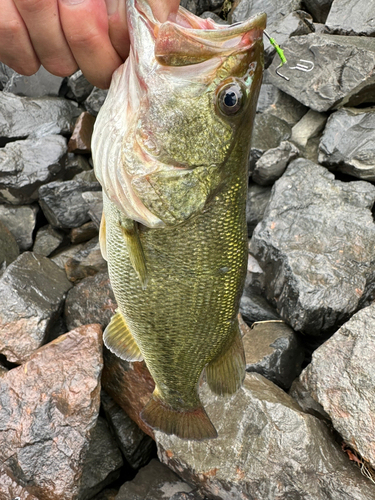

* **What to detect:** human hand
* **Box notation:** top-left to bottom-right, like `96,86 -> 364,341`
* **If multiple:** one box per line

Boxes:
0,0 -> 180,89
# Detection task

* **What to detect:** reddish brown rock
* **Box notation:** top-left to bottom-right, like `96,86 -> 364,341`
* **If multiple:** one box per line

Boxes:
0,324 -> 103,500
70,221 -> 98,244
64,237 -> 107,282
68,112 -> 96,154
102,347 -> 155,438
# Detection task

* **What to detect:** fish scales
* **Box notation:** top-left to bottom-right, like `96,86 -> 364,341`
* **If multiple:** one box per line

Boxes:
92,0 -> 266,440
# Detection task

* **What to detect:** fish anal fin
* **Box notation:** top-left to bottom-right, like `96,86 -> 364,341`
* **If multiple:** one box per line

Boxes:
99,212 -> 107,261
119,219 -> 148,289
205,327 -> 245,396
141,391 -> 217,440
103,311 -> 144,362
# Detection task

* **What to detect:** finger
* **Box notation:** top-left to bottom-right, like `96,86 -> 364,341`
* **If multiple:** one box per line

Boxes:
58,0 -> 123,88
148,0 -> 180,22
14,0 -> 78,76
105,0 -> 129,61
0,0 -> 40,75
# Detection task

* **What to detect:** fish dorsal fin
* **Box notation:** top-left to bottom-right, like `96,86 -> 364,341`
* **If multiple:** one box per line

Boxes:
104,311 -> 144,362
119,218 -> 148,289
99,212 -> 107,261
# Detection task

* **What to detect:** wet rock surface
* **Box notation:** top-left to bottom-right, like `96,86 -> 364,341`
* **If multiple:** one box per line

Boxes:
300,303 -> 375,468
0,252 -> 72,363
319,108 -> 375,180
250,158 -> 375,335
0,324 -> 103,500
156,374 -> 375,500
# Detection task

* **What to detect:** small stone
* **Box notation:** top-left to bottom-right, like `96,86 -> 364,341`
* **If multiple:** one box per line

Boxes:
0,252 -> 72,363
64,236 -> 107,282
0,324 -> 103,500
77,417 -> 123,500
252,140 -> 299,186
291,109 -> 328,148
156,373 -> 375,500
64,271 -> 117,330
63,153 -> 92,180
242,320 -> 304,390
250,159 -> 375,335
246,183 -> 272,236
289,378 -> 330,421
33,225 -> 65,257
319,108 -> 375,181
0,135 -> 67,205
263,87 -> 308,127
68,112 -> 96,154
84,88 -> 108,116
240,288 -> 280,325
326,0 -> 375,37
0,92 -> 79,140
66,70 -> 94,102
2,65 -> 63,97
303,0 -> 333,23
102,348 -> 155,438
300,303 -> 375,468
101,391 -> 155,470
70,221 -> 99,244
0,220 -> 19,270
0,204 -> 38,251
250,113 -> 291,170
82,191 -> 103,229
38,179 -> 102,229
51,242 -> 86,270
115,459 -> 194,500
229,0 -> 302,29
267,34 -> 375,112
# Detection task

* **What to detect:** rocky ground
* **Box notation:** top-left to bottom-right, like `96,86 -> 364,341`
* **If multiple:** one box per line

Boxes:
1,0 -> 375,499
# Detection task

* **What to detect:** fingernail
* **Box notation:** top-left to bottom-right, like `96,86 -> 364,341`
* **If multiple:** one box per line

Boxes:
105,0 -> 118,15
59,0 -> 86,4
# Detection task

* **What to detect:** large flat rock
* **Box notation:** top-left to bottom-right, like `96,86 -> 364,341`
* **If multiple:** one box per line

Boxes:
326,0 -> 375,36
156,373 -> 375,500
249,158 -> 375,335
300,303 -> 375,469
0,324 -> 103,500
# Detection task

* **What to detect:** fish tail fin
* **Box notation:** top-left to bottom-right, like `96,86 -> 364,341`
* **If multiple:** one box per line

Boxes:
141,390 -> 217,440
205,324 -> 245,395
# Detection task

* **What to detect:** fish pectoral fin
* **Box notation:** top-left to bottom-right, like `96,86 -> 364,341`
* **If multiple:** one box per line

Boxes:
103,311 -> 144,362
99,211 -> 107,261
140,390 -> 217,440
119,218 -> 148,289
205,324 -> 245,396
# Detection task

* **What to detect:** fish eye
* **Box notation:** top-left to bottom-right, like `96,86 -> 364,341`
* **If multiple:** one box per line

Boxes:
218,82 -> 244,116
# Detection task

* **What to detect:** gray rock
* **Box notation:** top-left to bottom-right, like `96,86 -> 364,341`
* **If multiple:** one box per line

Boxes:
156,373 -> 375,500
291,109 -> 328,148
0,63 -> 14,88
300,303 -> 375,468
244,254 -> 267,295
0,204 -> 38,251
2,65 -> 63,97
63,153 -> 92,180
252,140 -> 299,186
63,237 -> 107,283
319,108 -> 375,181
84,87 -> 108,116
38,179 -> 102,229
267,34 -> 375,112
64,271 -> 117,331
240,288 -> 280,325
0,220 -> 19,270
289,378 -> 330,421
326,0 -> 375,36
0,92 -> 79,140
0,252 -> 72,363
51,242 -> 86,270
0,135 -> 67,205
250,113 -> 291,170
263,87 -> 308,127
82,191 -> 103,229
67,70 -> 94,102
116,459 -> 195,500
70,221 -> 99,245
256,84 -> 279,113
33,225 -> 65,257
77,417 -> 123,500
243,320 -> 304,390
303,0 -> 333,23
250,158 -> 375,336
229,0 -> 302,29
246,183 -> 272,235
101,392 -> 155,470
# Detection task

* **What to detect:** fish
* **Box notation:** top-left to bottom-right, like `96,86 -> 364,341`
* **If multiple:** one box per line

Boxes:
92,0 -> 266,440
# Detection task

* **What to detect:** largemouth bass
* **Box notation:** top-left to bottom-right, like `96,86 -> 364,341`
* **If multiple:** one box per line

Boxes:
92,0 -> 265,440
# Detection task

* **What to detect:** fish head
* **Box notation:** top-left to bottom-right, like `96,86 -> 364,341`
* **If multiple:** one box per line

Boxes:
92,1 -> 266,227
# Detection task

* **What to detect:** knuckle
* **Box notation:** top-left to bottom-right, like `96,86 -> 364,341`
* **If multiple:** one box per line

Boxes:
14,0 -> 48,14
0,18 -> 23,38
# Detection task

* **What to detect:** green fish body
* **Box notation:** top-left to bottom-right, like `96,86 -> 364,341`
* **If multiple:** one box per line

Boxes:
92,0 -> 265,440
